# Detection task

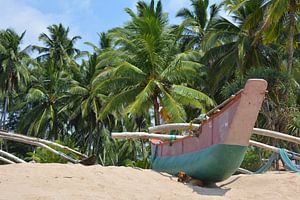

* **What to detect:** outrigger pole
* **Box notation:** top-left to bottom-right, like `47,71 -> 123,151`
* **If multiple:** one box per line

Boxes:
112,124 -> 300,162
0,156 -> 16,164
0,130 -> 95,165
0,131 -> 87,159
0,149 -> 26,163
113,123 -> 300,144
0,135 -> 78,163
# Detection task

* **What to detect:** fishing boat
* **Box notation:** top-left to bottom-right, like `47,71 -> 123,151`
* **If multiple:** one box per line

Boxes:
150,79 -> 268,183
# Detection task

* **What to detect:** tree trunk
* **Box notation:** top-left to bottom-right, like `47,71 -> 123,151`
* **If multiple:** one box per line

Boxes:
287,0 -> 296,74
152,94 -> 160,126
1,93 -> 9,130
94,121 -> 102,156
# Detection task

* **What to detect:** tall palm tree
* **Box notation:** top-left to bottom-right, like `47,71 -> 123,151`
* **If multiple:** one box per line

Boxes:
85,32 -> 112,55
0,29 -> 30,129
201,0 -> 280,97
231,0 -> 300,74
17,61 -> 69,139
66,53 -> 108,155
176,0 -> 221,51
33,23 -> 81,68
256,0 -> 299,74
98,0 -> 214,125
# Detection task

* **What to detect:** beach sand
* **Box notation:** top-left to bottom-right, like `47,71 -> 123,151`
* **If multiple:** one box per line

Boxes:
0,163 -> 299,200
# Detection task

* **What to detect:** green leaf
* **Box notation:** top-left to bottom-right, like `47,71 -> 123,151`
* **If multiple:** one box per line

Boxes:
126,80 -> 156,116
69,85 -> 88,95
155,81 -> 186,122
171,84 -> 215,112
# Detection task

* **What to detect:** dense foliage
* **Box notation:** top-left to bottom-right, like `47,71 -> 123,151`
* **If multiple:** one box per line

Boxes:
1,0 -> 300,169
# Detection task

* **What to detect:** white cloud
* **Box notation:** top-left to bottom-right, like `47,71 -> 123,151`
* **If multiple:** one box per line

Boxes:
0,0 -> 90,51
0,0 -> 56,47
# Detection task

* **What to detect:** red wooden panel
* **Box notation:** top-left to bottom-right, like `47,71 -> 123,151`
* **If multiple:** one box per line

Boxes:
161,140 -> 183,156
212,100 -> 239,144
197,120 -> 213,149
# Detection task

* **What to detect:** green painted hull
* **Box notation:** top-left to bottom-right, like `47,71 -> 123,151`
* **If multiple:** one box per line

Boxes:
151,144 -> 247,183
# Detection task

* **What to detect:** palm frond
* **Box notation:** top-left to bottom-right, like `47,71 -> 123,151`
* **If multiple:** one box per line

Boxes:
155,81 -> 186,122
126,80 -> 156,116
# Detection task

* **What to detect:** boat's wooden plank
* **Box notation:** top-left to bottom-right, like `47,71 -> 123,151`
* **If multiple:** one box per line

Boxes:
206,90 -> 242,116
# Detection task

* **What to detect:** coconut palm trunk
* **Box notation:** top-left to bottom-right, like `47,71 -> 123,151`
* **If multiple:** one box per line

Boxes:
152,94 -> 160,126
287,0 -> 296,74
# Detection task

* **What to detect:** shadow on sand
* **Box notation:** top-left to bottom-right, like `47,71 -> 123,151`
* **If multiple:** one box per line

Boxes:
188,176 -> 241,196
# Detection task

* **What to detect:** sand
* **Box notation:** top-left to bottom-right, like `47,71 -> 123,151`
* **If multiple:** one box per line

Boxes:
0,163 -> 299,200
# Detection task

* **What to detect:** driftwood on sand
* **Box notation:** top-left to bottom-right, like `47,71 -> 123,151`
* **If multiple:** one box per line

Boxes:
0,149 -> 26,163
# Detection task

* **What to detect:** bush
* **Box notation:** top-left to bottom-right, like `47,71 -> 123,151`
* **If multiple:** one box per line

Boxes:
240,148 -> 261,172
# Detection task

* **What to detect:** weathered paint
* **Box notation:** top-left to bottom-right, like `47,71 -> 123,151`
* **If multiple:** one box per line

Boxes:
224,79 -> 268,146
152,79 -> 267,158
150,79 -> 268,182
152,144 -> 247,183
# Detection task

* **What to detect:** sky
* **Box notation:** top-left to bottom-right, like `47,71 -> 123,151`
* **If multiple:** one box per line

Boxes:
0,0 -> 223,52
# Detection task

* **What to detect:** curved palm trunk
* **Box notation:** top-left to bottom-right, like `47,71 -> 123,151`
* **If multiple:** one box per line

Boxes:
287,0 -> 296,74
152,94 -> 160,126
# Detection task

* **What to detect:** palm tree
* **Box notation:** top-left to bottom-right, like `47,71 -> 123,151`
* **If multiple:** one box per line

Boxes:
176,0 -> 221,51
33,23 -> 81,68
0,29 -> 30,129
85,32 -> 112,55
255,0 -> 299,74
98,0 -> 214,125
201,0 -> 280,97
17,61 -> 69,139
66,53 -> 108,155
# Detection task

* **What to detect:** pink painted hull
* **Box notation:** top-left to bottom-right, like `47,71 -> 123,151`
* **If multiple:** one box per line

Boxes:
151,79 -> 268,159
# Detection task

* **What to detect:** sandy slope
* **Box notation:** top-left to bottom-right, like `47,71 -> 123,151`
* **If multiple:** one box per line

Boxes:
0,163 -> 299,200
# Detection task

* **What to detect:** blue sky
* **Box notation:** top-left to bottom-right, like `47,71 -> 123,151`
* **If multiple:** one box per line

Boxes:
0,0 -> 223,52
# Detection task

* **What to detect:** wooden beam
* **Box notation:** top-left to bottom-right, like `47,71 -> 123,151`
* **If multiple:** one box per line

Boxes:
237,168 -> 253,174
249,140 -> 300,160
111,132 -> 187,140
0,135 -> 78,163
0,150 -> 26,163
253,128 -> 300,145
148,123 -> 200,133
0,131 -> 87,159
0,156 -> 15,164
206,90 -> 242,116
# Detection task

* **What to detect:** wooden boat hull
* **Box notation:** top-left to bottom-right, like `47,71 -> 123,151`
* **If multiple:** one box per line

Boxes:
150,79 -> 268,182
152,144 -> 247,182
